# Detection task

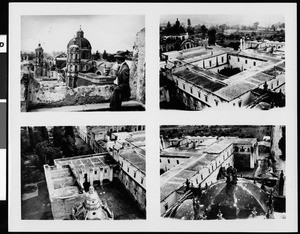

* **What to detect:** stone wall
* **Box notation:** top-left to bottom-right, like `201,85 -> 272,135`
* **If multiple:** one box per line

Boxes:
271,125 -> 282,157
26,79 -> 114,110
130,28 -> 145,104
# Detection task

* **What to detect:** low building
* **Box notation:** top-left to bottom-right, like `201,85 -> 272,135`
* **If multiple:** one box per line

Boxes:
44,153 -> 115,220
160,41 -> 285,110
160,136 -> 259,216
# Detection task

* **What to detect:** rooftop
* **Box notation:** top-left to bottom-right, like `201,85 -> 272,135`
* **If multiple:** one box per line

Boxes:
173,69 -> 227,93
234,138 -> 257,145
54,154 -> 110,169
119,151 -> 146,173
214,81 -> 257,101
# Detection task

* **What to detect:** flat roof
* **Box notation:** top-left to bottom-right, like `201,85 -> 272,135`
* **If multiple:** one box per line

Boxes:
214,81 -> 257,101
234,138 -> 257,145
205,138 -> 236,154
246,72 -> 275,83
119,151 -> 146,173
173,69 -> 227,92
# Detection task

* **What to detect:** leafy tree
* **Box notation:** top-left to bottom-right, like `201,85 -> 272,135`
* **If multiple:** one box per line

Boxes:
253,22 -> 259,30
102,50 -> 108,60
208,27 -> 217,45
200,25 -> 208,37
35,141 -> 62,167
52,126 -> 65,147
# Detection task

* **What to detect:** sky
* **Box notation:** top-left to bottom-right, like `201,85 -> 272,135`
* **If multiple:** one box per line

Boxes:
21,15 -> 145,54
160,15 -> 285,28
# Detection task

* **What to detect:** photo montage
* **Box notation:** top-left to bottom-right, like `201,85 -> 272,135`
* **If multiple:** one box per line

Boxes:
20,15 -> 145,112
21,126 -> 146,220
159,15 -> 285,111
160,125 -> 286,220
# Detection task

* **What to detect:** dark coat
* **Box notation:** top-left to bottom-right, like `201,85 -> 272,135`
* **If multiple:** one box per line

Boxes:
116,62 -> 130,99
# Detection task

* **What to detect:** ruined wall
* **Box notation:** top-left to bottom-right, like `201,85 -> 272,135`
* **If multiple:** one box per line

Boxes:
27,80 -> 114,110
271,125 -> 283,157
130,28 -> 145,104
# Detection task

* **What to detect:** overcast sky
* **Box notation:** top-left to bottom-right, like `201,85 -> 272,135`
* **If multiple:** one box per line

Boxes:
21,15 -> 144,54
160,15 -> 284,27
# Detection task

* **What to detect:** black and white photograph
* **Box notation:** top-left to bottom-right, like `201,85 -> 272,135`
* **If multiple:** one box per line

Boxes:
20,15 -> 145,112
21,125 -> 146,220
8,2 -> 297,233
160,15 -> 286,111
160,125 -> 286,220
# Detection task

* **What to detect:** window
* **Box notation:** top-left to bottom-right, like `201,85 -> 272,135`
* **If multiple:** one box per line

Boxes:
141,177 -> 144,184
221,57 -> 224,63
134,172 -> 136,178
201,175 -> 203,180
205,95 -> 208,102
271,83 -> 273,89
215,100 -> 219,106
190,87 -> 193,94
253,61 -> 256,66
198,91 -> 201,98
94,170 -> 97,175
177,160 -> 179,164
228,55 -> 231,60
277,80 -> 279,86
237,58 -> 240,62
104,169 -> 107,173
127,167 -> 129,173
208,168 -> 210,173
183,84 -> 185,90
165,203 -> 168,211
209,60 -> 212,67
245,59 -> 248,64
160,159 -> 161,163
238,101 -> 242,107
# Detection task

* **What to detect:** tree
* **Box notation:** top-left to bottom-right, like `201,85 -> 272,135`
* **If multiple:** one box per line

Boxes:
253,22 -> 259,30
271,24 -> 276,32
200,25 -> 208,37
65,126 -> 75,139
35,141 -> 62,167
27,127 -> 36,149
219,24 -> 227,33
208,27 -> 217,45
187,19 -> 191,27
102,50 -> 108,60
39,126 -> 49,142
53,126 -> 65,147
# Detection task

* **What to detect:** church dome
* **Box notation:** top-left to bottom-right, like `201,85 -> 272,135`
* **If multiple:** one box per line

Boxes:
202,178 -> 270,219
67,28 -> 92,59
67,29 -> 91,50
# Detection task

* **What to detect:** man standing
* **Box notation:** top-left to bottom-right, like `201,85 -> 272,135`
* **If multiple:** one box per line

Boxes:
110,51 -> 130,111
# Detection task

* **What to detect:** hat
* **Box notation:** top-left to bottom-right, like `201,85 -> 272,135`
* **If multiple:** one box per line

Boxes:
114,51 -> 127,59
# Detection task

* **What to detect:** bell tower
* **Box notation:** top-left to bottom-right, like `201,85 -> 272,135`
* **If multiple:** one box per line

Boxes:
34,43 -> 44,77
66,40 -> 80,88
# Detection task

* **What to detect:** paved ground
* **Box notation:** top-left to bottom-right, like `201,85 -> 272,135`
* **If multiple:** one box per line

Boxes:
21,180 -> 145,220
97,180 -> 145,220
